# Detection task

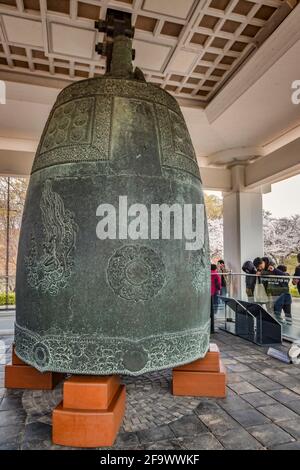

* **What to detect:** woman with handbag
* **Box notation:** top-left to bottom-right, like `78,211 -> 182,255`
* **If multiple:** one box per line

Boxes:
211,264 -> 221,315
242,257 -> 265,301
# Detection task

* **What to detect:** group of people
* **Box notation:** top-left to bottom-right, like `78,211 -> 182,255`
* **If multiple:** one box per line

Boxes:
242,254 -> 300,322
210,254 -> 300,323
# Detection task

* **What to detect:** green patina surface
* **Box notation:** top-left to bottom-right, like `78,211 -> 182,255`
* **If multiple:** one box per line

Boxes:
15,37 -> 210,375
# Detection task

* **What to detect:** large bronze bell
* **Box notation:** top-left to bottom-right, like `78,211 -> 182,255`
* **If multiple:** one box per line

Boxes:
14,11 -> 210,376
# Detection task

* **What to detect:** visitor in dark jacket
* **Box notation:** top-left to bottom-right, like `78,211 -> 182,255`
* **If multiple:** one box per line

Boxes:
261,261 -> 285,295
293,253 -> 300,295
260,260 -> 286,314
274,265 -> 292,321
262,256 -> 271,270
242,257 -> 265,299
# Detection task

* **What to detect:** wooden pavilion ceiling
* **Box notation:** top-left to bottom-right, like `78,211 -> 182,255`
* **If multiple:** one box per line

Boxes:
0,0 -> 288,104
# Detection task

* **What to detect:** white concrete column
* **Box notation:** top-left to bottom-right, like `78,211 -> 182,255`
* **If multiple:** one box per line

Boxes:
223,190 -> 264,274
222,164 -> 264,297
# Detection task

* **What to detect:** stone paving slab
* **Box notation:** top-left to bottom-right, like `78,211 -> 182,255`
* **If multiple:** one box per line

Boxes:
246,377 -> 284,392
217,393 -> 253,412
226,373 -> 244,384
278,418 -> 300,439
226,408 -> 271,428
215,428 -> 264,450
0,408 -> 26,427
267,388 -> 300,404
143,439 -> 183,450
113,431 -> 141,449
274,377 -> 300,390
137,425 -> 175,444
284,400 -> 300,414
291,385 -> 300,395
196,409 -> 240,434
281,367 -> 300,376
240,370 -> 270,381
0,424 -> 24,450
248,424 -> 295,447
258,403 -> 299,422
242,392 -> 278,408
226,363 -> 252,373
179,433 -> 223,450
169,414 -> 208,438
228,381 -> 260,395
272,441 -> 300,450
0,395 -> 24,411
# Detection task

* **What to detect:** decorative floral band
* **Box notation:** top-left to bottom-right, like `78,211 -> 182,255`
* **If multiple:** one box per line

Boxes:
14,320 -> 210,376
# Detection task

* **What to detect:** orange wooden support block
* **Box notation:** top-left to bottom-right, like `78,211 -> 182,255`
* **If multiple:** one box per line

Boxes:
52,384 -> 126,448
5,345 -> 64,390
172,344 -> 227,398
12,346 -> 27,366
63,375 -> 121,410
5,364 -> 64,390
174,343 -> 220,373
173,361 -> 227,398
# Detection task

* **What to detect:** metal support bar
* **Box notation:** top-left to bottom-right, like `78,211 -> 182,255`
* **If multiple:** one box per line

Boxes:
95,8 -> 135,74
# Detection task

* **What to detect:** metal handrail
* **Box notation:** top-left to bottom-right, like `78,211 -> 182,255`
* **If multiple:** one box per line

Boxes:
226,272 -> 300,279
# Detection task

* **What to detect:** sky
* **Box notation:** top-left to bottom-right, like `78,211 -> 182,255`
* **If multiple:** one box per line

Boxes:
205,174 -> 300,218
263,174 -> 300,218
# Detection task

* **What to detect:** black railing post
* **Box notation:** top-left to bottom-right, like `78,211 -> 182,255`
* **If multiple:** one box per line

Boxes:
210,296 -> 215,334
5,177 -> 10,309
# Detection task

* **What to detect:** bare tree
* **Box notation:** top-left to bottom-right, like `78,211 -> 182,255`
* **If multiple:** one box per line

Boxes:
264,211 -> 300,264
0,177 -> 28,291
